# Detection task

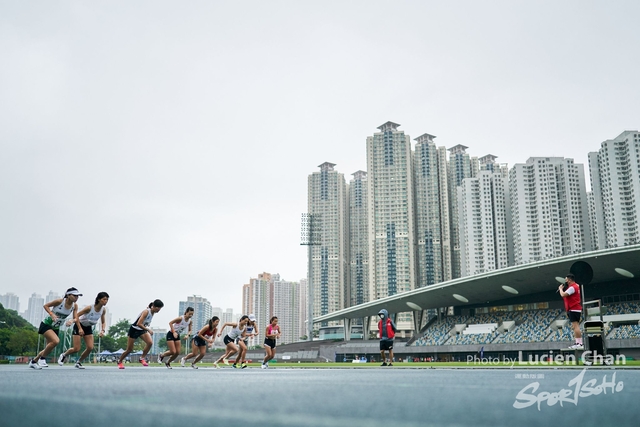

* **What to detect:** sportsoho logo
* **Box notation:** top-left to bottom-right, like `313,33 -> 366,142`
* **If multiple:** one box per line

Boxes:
513,369 -> 624,411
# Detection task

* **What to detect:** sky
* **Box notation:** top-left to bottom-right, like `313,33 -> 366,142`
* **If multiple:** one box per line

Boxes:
1,1 -> 639,328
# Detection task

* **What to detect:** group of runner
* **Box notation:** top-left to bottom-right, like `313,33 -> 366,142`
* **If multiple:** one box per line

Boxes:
28,288 -> 281,370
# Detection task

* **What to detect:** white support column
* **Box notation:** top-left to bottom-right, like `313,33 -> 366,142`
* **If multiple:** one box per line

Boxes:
412,310 -> 423,338
344,318 -> 351,341
363,316 -> 370,341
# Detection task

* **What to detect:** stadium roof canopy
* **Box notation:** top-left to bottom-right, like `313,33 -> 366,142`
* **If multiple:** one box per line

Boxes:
314,244 -> 640,324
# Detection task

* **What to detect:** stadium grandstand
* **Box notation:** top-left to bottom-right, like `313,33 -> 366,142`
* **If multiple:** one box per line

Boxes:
308,244 -> 640,362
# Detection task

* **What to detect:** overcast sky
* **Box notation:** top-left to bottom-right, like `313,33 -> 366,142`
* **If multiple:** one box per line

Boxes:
1,1 -> 638,328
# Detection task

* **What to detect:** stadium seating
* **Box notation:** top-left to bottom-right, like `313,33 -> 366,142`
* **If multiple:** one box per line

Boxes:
608,324 -> 640,339
605,302 -> 640,315
414,315 -> 466,346
413,303 -> 640,347
494,309 -> 561,344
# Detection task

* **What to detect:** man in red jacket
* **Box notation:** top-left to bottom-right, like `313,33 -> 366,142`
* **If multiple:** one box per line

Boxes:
378,309 -> 397,366
558,273 -> 583,349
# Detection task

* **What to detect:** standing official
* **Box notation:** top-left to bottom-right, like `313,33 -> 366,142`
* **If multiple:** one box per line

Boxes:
558,273 -> 583,349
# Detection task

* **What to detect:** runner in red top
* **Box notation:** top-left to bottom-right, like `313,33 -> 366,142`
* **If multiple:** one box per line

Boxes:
262,316 -> 281,369
181,316 -> 219,369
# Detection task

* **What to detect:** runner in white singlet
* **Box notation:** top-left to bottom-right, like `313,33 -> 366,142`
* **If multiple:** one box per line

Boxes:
236,314 -> 258,369
29,288 -> 81,370
158,307 -> 194,368
213,315 -> 250,368
58,292 -> 109,369
117,299 -> 164,369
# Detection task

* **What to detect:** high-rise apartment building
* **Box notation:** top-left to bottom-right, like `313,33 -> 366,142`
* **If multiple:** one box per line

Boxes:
298,278 -> 308,339
210,307 -> 233,326
510,157 -> 592,265
272,277 -> 304,345
0,293 -> 19,312
447,144 -> 478,279
242,273 -> 272,346
178,295 -> 212,337
242,282 -> 251,317
151,327 -> 167,354
46,291 -> 60,304
242,272 -> 306,344
211,307 -> 223,322
458,155 -> 512,276
588,130 -> 640,249
587,191 -> 600,250
348,170 -> 369,306
297,121 -> 640,341
366,122 -> 417,300
308,162 -> 347,324
26,293 -> 45,327
223,308 -> 234,324
413,133 -> 452,286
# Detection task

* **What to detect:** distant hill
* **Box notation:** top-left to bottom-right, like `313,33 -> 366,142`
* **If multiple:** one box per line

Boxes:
0,303 -> 35,330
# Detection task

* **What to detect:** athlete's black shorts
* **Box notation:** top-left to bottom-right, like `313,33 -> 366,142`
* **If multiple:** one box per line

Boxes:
38,322 -> 60,336
264,338 -> 276,349
568,311 -> 582,322
166,331 -> 181,341
223,335 -> 236,345
192,336 -> 207,347
73,324 -> 94,336
380,339 -> 394,351
128,326 -> 148,339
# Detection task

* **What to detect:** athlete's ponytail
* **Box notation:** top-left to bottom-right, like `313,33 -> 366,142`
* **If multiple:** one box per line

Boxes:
148,299 -> 164,309
184,306 -> 194,315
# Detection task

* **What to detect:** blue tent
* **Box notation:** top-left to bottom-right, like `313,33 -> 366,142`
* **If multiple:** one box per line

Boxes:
99,350 -> 112,355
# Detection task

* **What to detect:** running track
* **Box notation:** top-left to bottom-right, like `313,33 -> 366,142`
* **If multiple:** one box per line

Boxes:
2,365 -> 638,427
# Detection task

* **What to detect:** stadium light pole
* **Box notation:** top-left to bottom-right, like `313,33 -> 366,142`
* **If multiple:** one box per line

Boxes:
301,213 -> 321,342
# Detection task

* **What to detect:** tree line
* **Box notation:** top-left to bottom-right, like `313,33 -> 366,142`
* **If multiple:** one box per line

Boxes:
0,303 -> 162,357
